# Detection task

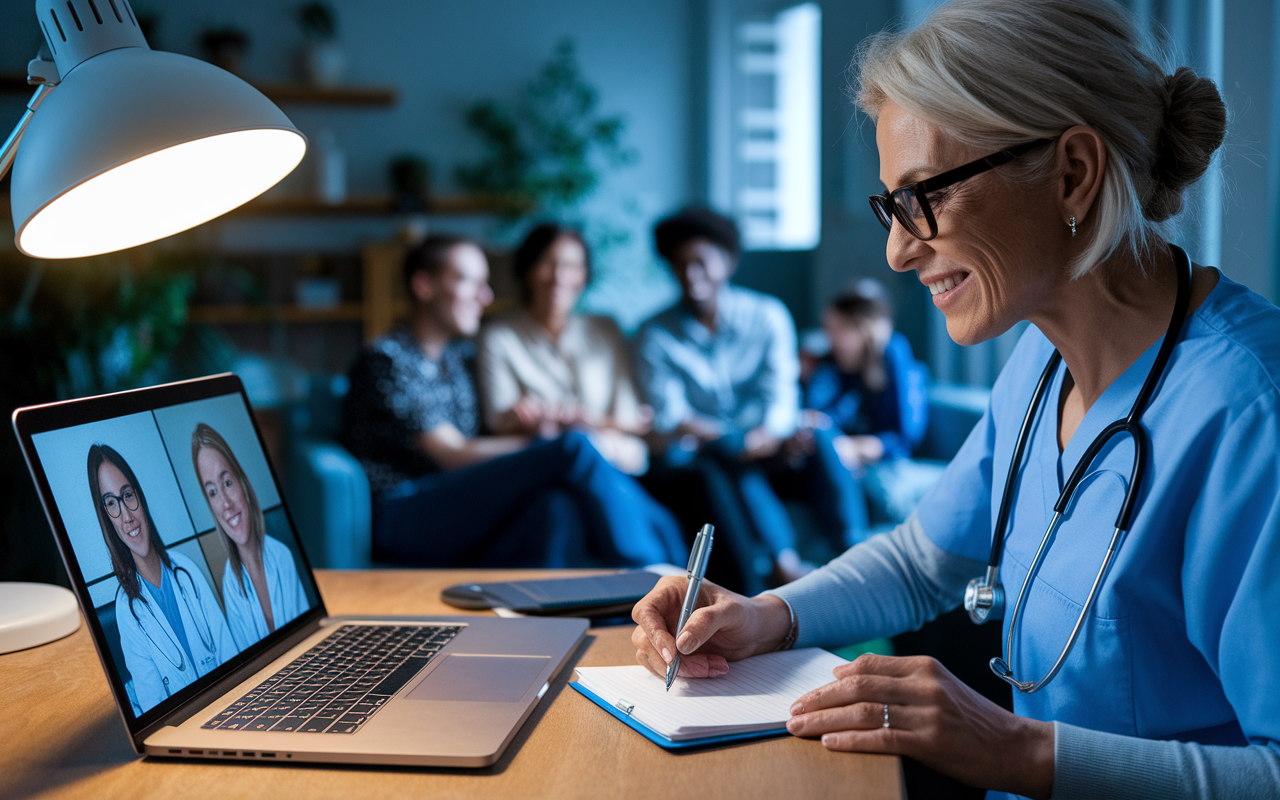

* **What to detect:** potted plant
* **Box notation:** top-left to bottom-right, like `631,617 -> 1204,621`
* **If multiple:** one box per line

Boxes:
454,40 -> 637,218
454,40 -> 647,319
297,1 -> 344,86
200,26 -> 250,76
389,154 -> 433,212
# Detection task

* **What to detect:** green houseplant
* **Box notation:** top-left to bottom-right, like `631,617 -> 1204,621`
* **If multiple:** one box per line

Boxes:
455,39 -> 638,218
297,1 -> 345,86
454,40 -> 670,325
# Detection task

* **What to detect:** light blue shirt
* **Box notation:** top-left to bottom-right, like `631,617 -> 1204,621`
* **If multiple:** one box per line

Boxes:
635,285 -> 799,438
148,566 -> 195,673
221,534 -> 310,651
915,271 -> 1280,749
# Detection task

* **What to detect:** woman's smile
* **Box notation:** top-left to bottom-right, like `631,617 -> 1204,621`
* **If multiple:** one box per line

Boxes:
98,461 -> 151,560
197,446 -> 251,547
925,271 -> 970,296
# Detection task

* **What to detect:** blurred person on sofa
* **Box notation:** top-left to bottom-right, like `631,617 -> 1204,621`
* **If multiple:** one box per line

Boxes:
635,208 -> 866,590
805,284 -> 937,526
477,223 -> 649,475
342,234 -> 685,569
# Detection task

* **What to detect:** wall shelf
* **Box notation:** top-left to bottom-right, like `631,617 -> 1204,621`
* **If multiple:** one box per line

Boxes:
1,73 -> 397,107
230,194 -> 518,217
251,83 -> 397,107
188,302 -> 367,325
188,242 -> 412,342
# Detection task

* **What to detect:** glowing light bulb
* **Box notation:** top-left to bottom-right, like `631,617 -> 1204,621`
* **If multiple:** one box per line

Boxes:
18,129 -> 305,258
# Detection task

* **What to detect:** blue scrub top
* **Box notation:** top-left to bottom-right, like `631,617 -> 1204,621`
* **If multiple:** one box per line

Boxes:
148,566 -> 196,673
916,272 -> 1280,750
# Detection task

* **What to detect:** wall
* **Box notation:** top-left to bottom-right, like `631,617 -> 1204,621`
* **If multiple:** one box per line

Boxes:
811,0 -> 928,353
6,0 -> 1274,344
693,0 -> 900,332
1219,0 -> 1277,301
0,0 -> 698,326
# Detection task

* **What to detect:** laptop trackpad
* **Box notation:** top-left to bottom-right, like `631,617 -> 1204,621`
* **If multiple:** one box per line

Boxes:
407,654 -> 550,703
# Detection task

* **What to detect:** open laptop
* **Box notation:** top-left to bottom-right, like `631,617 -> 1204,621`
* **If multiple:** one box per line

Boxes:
12,373 -> 587,767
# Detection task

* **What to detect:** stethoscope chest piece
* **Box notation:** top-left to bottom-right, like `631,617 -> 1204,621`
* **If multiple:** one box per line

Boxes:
964,565 -> 1005,625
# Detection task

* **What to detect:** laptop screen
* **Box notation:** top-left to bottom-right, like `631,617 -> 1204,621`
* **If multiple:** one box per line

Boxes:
19,378 -> 323,723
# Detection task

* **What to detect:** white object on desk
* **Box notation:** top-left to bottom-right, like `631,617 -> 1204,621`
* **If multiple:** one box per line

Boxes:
0,582 -> 81,654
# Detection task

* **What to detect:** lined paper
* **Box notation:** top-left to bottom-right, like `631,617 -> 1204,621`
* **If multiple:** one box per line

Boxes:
573,648 -> 847,741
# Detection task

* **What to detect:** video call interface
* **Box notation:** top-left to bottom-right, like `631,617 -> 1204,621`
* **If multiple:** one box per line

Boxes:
31,391 -> 321,717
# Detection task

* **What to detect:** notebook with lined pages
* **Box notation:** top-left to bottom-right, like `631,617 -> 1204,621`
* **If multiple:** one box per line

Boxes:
570,648 -> 848,749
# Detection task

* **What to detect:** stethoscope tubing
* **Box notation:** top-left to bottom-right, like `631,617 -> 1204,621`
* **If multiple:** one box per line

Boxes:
983,243 -> 1193,693
133,565 -> 216,673
985,243 -> 1192,571
987,350 -> 1062,569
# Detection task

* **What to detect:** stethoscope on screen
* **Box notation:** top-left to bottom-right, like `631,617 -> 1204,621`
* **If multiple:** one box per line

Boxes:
962,243 -> 1192,694
130,564 -> 217,678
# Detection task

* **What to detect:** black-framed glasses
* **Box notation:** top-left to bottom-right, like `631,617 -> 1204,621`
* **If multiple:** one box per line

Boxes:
102,486 -> 140,519
869,139 -> 1053,241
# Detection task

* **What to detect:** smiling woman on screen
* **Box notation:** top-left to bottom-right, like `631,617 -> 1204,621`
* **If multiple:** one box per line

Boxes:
192,423 -> 308,651
90,443 -> 236,712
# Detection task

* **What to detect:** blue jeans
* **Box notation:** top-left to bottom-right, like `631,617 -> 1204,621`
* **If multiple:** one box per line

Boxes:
703,426 -> 869,555
780,426 -> 871,549
373,432 -> 686,568
650,427 -> 869,594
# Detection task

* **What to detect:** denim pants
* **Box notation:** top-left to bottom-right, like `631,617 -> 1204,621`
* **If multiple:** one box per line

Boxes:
780,425 -> 872,550
651,426 -> 870,594
701,426 -> 870,555
373,432 -> 686,569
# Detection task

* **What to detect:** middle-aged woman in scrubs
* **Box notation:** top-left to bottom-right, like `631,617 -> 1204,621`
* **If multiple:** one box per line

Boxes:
192,423 -> 309,651
91,443 -> 236,714
630,0 -> 1280,797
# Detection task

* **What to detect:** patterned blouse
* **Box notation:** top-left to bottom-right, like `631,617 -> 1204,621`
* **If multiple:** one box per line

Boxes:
343,329 -> 479,497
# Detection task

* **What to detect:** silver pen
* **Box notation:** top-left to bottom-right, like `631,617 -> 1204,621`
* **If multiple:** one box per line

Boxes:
667,524 -> 714,691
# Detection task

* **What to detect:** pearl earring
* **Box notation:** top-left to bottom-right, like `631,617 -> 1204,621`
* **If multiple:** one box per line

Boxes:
1069,216 -> 1077,237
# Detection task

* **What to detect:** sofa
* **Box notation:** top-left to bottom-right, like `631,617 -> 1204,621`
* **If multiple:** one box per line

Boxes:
281,376 -> 991,570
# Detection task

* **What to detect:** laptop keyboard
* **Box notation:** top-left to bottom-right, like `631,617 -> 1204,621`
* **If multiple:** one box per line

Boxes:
202,624 -> 462,735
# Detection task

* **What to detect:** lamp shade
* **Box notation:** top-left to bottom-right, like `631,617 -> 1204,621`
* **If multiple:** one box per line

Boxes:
10,47 -> 306,258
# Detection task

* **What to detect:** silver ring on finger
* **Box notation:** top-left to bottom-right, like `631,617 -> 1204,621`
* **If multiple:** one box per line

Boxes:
882,704 -> 890,729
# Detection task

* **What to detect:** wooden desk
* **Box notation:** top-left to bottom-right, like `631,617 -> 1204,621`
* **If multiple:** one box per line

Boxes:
0,570 -> 904,800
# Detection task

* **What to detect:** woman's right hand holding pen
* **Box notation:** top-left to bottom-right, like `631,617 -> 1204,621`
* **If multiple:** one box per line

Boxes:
631,578 -> 794,679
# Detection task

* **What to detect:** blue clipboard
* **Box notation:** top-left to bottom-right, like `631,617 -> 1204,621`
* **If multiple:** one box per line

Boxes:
569,680 -> 789,751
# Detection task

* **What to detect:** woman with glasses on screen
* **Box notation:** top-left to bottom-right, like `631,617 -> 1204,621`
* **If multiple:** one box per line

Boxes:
192,423 -> 308,651
630,1 -> 1280,797
90,444 -> 236,713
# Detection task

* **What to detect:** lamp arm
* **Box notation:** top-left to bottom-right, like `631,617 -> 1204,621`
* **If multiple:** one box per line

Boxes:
0,60 -> 59,184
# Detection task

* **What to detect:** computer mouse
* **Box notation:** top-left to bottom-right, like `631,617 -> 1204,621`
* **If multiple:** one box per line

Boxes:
440,583 -> 496,610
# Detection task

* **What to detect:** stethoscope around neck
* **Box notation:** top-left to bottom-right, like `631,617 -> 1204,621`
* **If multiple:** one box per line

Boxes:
132,564 -> 216,676
962,242 -> 1192,694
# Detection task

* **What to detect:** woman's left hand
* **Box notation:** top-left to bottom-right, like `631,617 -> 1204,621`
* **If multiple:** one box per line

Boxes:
785,654 -> 1055,800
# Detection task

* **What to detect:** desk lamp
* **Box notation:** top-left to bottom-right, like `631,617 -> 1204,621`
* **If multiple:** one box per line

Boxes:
0,0 -> 306,652
1,0 -> 307,257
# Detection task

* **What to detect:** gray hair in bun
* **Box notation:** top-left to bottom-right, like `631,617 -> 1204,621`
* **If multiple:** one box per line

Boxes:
1145,67 -> 1227,222
854,0 -> 1226,278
